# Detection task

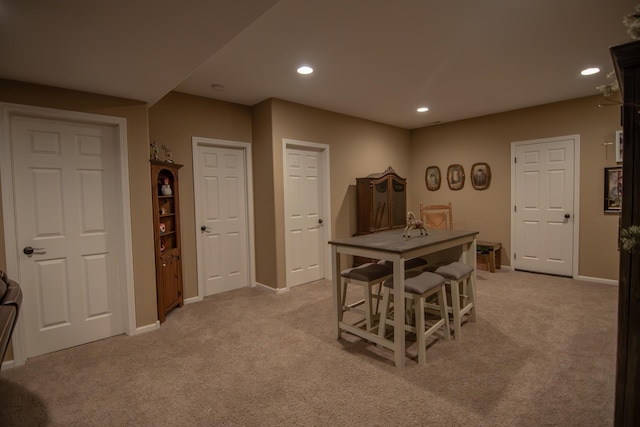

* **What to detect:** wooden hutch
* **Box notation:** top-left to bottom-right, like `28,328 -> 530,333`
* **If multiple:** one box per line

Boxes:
150,161 -> 184,322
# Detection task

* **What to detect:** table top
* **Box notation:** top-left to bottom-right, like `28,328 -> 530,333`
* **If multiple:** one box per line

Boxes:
329,228 -> 478,254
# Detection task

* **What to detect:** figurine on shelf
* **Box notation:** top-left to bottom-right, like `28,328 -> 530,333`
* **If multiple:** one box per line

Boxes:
160,177 -> 172,196
160,242 -> 166,252
159,223 -> 166,234
161,144 -> 174,163
150,141 -> 159,161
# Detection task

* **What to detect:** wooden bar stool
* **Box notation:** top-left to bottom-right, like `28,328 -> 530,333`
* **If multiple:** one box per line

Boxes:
340,263 -> 393,331
429,261 -> 476,340
377,271 -> 450,365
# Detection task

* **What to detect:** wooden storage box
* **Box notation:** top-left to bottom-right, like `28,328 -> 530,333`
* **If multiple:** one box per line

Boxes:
477,251 -> 490,271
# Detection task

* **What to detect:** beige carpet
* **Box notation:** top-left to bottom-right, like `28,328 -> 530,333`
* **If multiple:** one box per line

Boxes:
0,270 -> 617,426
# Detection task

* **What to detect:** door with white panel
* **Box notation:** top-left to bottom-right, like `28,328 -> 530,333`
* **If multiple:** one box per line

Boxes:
285,147 -> 324,287
196,144 -> 249,295
10,115 -> 125,357
513,136 -> 577,277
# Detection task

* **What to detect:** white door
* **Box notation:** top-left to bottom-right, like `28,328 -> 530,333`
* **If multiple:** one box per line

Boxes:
196,144 -> 249,295
285,147 -> 324,287
512,136 -> 577,277
10,115 -> 125,357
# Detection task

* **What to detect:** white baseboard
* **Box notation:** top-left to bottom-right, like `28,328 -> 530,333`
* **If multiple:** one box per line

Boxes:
131,320 -> 160,335
184,295 -> 203,304
255,282 -> 289,294
1,358 -> 16,372
576,275 -> 619,286
499,267 -> 617,285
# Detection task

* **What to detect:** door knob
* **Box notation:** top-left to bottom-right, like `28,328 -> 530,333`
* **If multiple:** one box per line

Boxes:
318,219 -> 323,224
564,213 -> 571,219
200,225 -> 212,232
23,246 -> 45,257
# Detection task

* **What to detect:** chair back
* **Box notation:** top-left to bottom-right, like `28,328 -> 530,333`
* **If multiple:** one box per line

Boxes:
419,202 -> 453,230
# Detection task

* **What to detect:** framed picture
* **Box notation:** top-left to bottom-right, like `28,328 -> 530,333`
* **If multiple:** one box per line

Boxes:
471,162 -> 491,190
425,166 -> 441,191
447,164 -> 465,190
604,167 -> 622,213
616,130 -> 623,163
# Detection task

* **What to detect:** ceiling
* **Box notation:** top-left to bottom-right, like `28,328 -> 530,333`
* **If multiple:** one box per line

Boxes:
0,0 -> 635,129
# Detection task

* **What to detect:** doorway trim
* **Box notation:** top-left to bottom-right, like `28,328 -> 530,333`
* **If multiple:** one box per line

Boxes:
191,137 -> 256,299
510,134 -> 580,279
0,102 -> 136,366
282,138 -> 332,287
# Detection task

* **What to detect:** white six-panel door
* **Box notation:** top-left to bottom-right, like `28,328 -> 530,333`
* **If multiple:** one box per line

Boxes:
11,115 -> 125,357
512,136 -> 577,277
196,144 -> 249,296
285,147 -> 324,287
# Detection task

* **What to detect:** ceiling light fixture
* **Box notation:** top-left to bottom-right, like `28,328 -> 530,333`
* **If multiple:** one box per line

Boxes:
581,67 -> 600,76
417,107 -> 429,112
297,66 -> 313,75
211,84 -> 225,91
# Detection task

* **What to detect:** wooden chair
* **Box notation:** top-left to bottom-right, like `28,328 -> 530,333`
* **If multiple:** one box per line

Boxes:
419,202 -> 453,230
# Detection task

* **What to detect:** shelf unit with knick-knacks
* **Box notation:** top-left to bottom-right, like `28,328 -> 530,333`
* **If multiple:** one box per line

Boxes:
150,160 -> 184,323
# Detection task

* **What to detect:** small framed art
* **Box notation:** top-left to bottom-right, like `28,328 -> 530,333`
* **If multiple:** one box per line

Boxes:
447,164 -> 465,190
604,166 -> 622,213
471,162 -> 491,190
425,166 -> 441,191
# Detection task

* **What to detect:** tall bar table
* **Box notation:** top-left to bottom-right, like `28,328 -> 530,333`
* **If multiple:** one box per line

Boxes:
329,228 -> 478,368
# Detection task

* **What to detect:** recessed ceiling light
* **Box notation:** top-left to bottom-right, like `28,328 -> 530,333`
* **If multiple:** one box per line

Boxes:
581,67 -> 600,76
297,66 -> 313,75
417,107 -> 429,113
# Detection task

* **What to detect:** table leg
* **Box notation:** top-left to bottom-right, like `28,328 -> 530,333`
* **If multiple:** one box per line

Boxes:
331,245 -> 342,339
450,279 -> 462,340
393,257 -> 405,368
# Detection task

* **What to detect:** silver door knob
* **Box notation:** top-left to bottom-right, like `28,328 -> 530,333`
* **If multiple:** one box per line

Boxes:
23,246 -> 45,257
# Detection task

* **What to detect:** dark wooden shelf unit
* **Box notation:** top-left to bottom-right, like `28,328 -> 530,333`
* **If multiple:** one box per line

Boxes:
150,160 -> 184,323
356,166 -> 407,235
612,39 -> 640,426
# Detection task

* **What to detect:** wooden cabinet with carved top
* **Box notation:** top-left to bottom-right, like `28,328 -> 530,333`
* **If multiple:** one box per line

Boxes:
150,160 -> 183,322
356,166 -> 407,235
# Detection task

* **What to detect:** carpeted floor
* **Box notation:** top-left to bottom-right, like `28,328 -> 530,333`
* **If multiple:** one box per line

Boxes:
0,269 -> 617,426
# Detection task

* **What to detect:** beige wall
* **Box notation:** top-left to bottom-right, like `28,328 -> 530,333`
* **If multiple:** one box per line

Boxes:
148,92 -> 253,299
251,99 -> 278,287
0,80 -> 621,362
268,99 -> 411,287
409,95 -> 621,280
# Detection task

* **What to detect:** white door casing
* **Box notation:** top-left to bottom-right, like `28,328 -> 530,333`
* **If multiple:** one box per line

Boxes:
192,137 -> 255,297
283,139 -> 331,288
0,103 -> 135,364
511,135 -> 580,277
